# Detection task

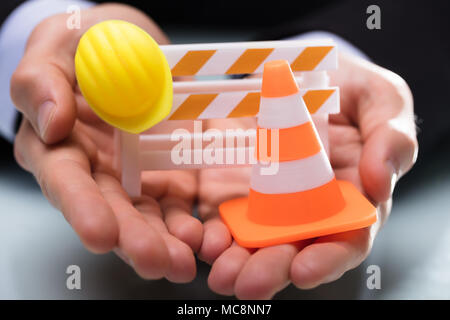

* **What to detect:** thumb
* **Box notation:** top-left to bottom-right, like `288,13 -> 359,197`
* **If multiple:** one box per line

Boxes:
11,57 -> 77,144
359,122 -> 418,204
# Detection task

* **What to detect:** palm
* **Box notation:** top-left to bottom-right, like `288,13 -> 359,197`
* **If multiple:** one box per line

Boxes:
21,87 -> 202,282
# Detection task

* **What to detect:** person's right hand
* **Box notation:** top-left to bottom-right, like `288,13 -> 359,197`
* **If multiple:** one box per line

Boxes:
11,4 -> 202,282
198,53 -> 418,299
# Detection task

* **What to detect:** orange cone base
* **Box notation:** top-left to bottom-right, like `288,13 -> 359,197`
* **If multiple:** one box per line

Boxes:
219,180 -> 377,248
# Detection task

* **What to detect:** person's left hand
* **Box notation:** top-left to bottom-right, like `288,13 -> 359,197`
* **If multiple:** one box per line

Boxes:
196,53 -> 418,299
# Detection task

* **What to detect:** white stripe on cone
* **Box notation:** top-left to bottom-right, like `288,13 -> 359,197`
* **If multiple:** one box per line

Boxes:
250,149 -> 334,194
257,92 -> 311,129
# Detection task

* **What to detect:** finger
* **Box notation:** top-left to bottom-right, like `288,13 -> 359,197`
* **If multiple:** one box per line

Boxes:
234,244 -> 301,300
161,170 -> 202,253
208,242 -> 253,296
138,112 -> 201,255
14,120 -> 118,253
360,122 -> 418,203
11,26 -> 78,144
195,119 -> 253,263
141,170 -> 203,253
355,70 -> 418,203
290,228 -> 372,289
160,232 -> 197,283
198,216 -> 232,264
197,167 -> 250,264
134,195 -> 197,283
94,173 -> 171,280
161,196 -> 203,253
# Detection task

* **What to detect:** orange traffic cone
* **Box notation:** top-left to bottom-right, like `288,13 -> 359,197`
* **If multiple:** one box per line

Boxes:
219,60 -> 377,248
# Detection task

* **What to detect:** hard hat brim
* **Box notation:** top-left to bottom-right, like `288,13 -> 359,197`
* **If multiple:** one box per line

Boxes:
219,180 -> 377,248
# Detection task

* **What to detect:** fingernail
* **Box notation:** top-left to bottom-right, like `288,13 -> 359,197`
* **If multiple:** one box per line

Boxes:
37,101 -> 56,140
387,160 -> 399,195
390,172 -> 398,195
113,247 -> 134,267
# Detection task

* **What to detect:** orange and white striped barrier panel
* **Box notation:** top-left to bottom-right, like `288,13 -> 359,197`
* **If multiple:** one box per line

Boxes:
161,39 -> 337,76
219,60 -> 377,248
169,80 -> 339,120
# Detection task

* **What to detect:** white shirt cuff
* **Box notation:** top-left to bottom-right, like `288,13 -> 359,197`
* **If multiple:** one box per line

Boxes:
0,0 -> 93,142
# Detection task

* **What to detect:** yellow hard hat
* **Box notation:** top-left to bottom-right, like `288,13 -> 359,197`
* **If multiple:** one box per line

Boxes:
75,20 -> 173,133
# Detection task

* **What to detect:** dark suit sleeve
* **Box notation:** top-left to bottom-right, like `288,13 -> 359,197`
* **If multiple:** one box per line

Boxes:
260,0 -> 450,161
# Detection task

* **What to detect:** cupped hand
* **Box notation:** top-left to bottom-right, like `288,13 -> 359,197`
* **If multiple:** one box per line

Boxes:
199,53 -> 418,299
12,5 -> 202,282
